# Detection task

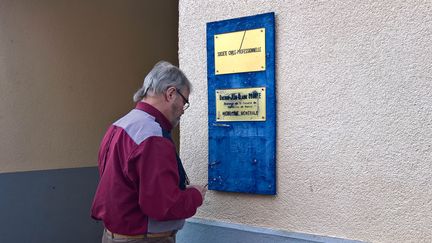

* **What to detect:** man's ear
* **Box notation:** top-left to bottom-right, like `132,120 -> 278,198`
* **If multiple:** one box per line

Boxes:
165,86 -> 177,102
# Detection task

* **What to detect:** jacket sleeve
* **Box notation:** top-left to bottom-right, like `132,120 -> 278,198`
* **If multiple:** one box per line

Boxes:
97,126 -> 117,176
126,136 -> 203,221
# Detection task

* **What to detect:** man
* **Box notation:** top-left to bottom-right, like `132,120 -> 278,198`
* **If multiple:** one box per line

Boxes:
91,61 -> 206,243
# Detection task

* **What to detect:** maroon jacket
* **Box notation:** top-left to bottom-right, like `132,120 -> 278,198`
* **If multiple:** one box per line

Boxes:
91,102 -> 202,235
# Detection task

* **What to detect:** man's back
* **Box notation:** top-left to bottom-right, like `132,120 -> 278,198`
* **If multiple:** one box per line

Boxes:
91,103 -> 202,235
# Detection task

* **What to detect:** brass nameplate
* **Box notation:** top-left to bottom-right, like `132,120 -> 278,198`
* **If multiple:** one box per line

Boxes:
214,28 -> 266,75
216,87 -> 266,121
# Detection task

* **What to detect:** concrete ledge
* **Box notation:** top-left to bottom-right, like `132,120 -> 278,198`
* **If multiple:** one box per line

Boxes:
177,218 -> 365,243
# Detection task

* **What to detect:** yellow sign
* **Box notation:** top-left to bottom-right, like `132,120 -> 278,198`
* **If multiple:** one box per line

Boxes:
216,87 -> 266,121
214,28 -> 266,75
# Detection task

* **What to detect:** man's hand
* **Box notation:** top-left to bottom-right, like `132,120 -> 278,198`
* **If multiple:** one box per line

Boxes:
188,184 -> 207,201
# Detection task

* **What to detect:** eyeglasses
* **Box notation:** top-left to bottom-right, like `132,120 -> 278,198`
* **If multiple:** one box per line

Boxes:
176,89 -> 190,110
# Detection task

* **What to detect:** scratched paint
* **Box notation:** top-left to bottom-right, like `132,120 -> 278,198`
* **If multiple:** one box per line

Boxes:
207,13 -> 276,195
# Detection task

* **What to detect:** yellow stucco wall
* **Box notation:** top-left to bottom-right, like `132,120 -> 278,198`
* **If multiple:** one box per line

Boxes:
0,0 -> 179,173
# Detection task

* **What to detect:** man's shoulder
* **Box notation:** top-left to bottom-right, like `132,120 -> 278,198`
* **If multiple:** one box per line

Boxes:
113,109 -> 163,144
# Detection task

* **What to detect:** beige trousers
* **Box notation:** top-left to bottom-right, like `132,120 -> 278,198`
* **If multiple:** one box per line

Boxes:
102,230 -> 175,243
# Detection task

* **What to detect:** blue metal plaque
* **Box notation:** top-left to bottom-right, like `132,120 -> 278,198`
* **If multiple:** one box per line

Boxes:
207,12 -> 276,195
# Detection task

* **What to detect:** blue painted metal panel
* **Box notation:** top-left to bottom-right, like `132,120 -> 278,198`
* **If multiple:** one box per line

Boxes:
207,13 -> 276,195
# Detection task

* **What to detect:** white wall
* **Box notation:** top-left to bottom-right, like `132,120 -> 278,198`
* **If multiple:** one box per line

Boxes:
179,1 -> 432,242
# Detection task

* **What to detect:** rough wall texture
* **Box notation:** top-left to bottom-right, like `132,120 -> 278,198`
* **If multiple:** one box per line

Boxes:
179,1 -> 432,242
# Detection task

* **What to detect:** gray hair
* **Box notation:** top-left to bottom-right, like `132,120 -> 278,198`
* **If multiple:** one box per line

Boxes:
133,61 -> 192,102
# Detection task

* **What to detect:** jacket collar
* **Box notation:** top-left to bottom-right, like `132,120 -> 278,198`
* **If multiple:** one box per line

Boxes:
135,102 -> 172,131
